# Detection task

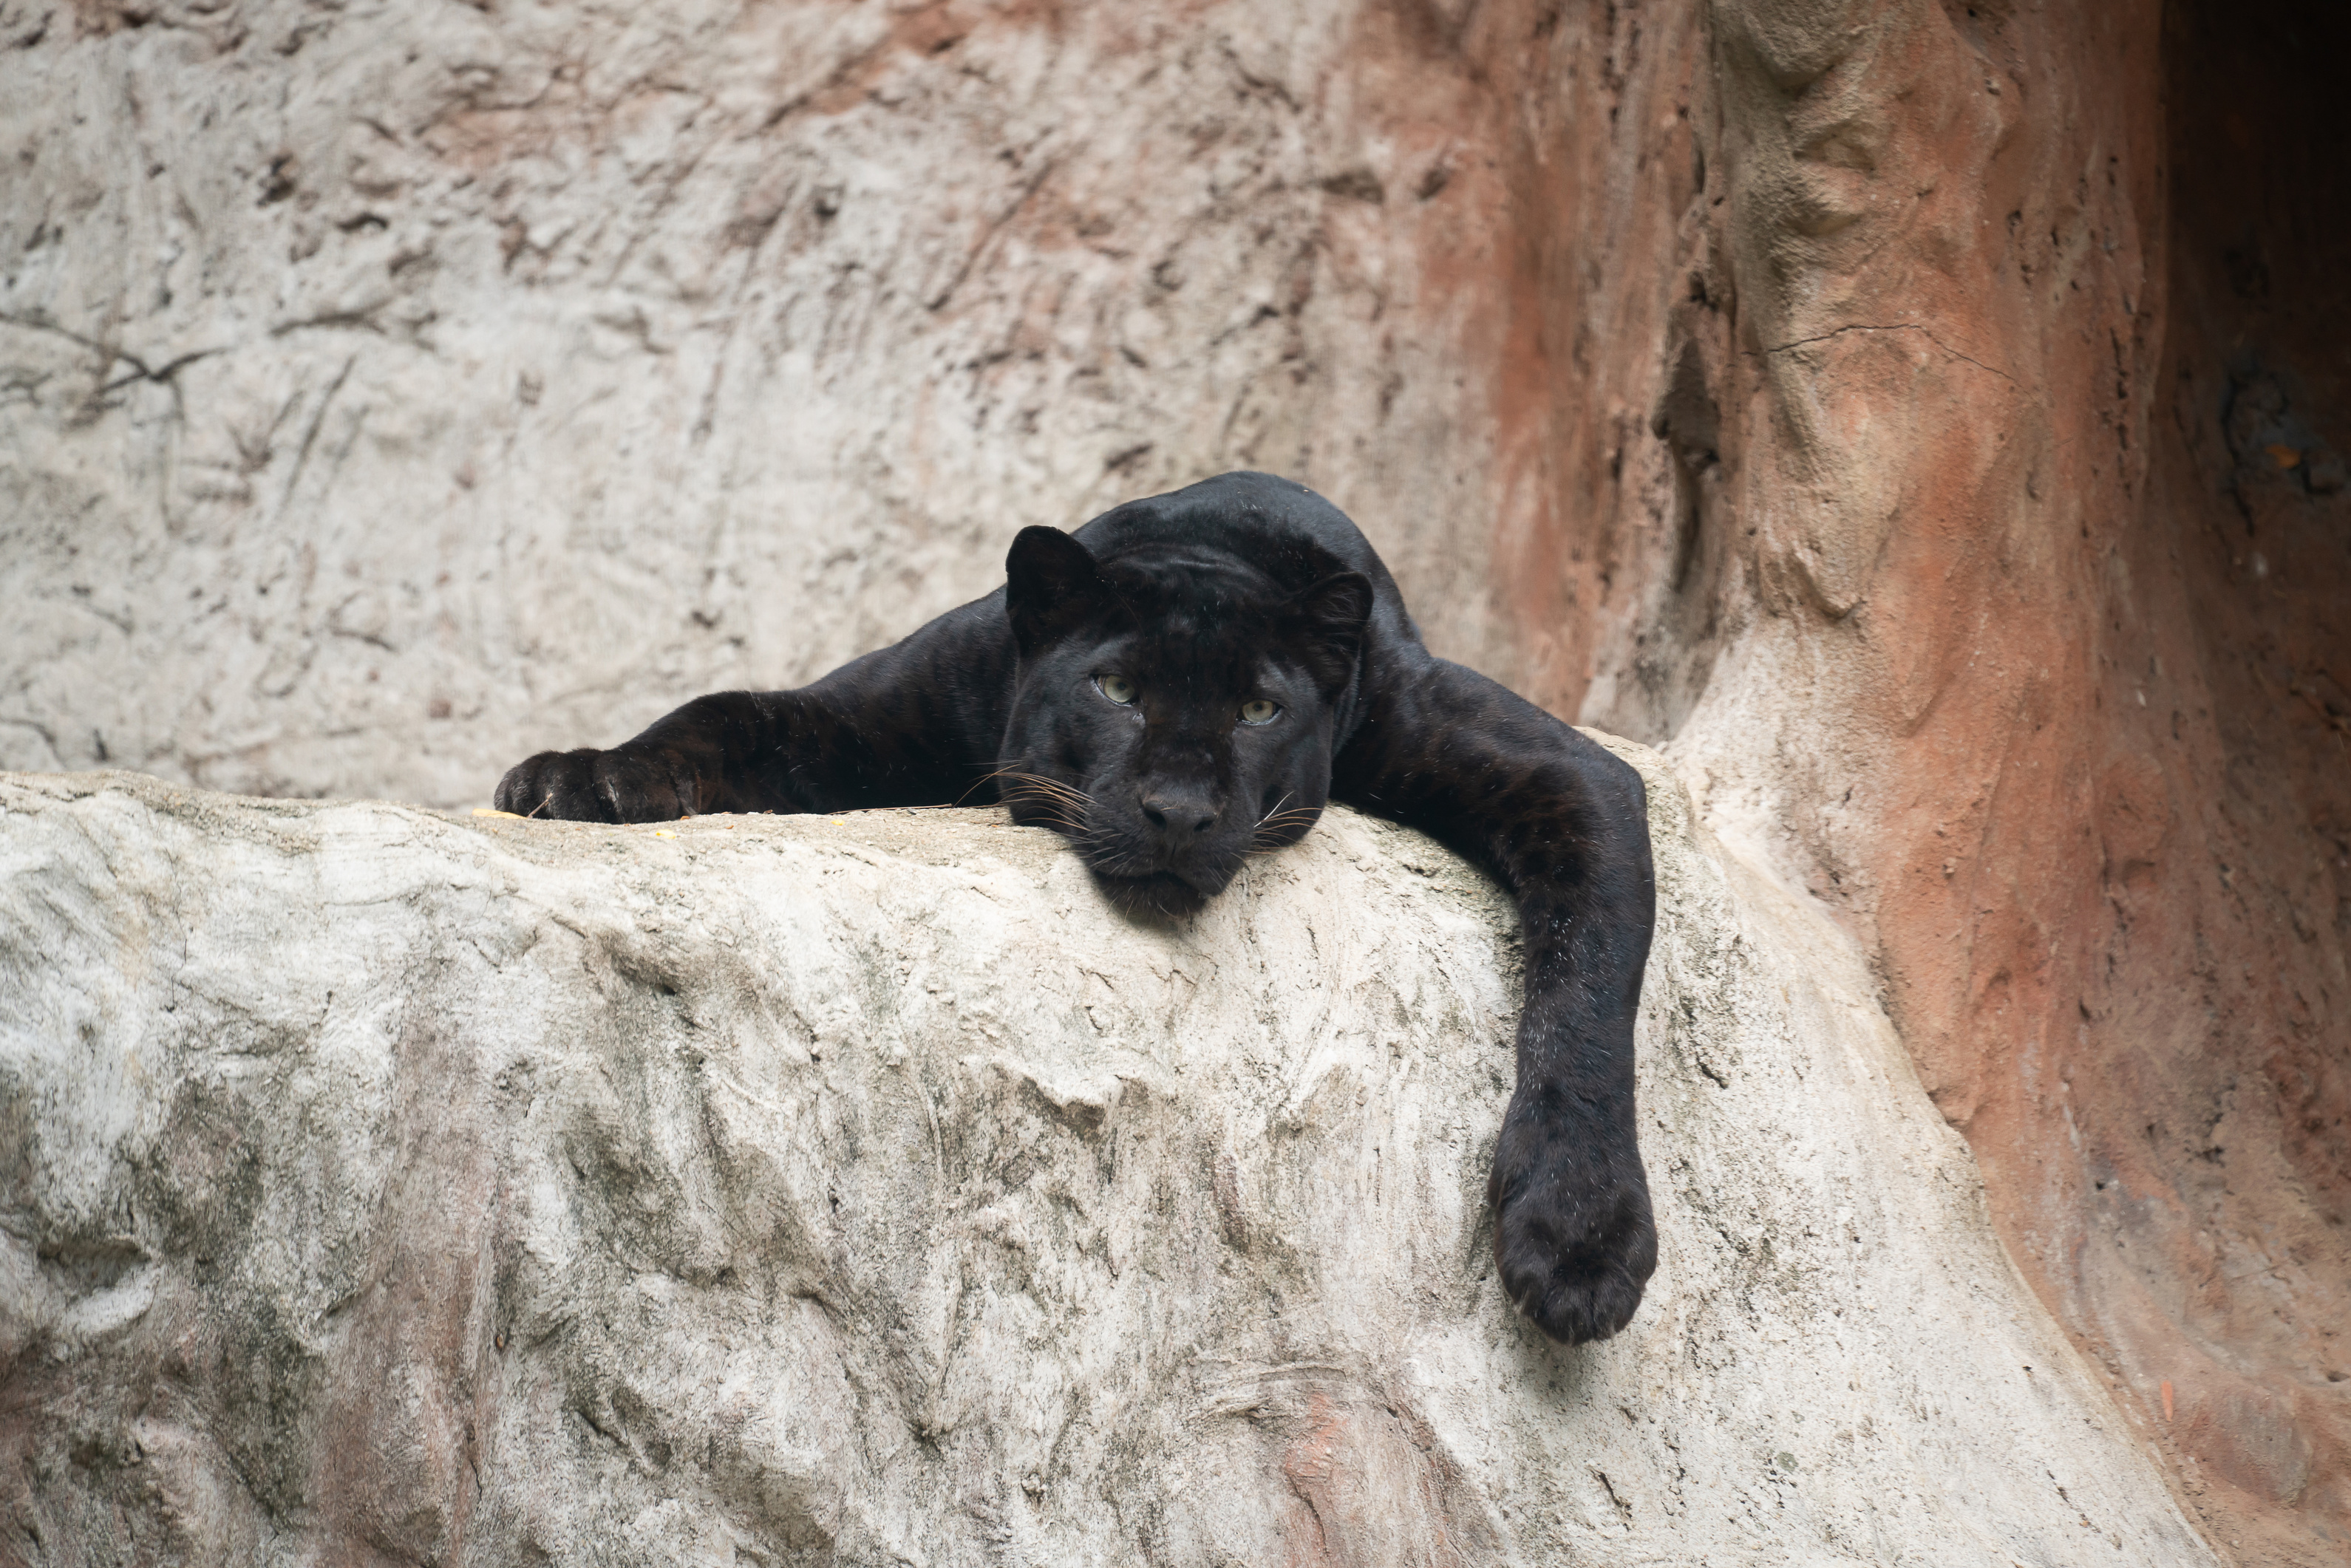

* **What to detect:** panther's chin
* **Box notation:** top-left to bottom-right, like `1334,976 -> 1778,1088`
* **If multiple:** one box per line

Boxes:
1091,869 -> 1212,920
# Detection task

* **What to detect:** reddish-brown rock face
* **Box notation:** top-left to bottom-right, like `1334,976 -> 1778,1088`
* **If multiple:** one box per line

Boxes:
1469,2 -> 2350,1561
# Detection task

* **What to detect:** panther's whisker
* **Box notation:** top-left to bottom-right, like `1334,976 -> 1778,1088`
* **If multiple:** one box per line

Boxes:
1004,800 -> 1086,828
963,765 -> 1097,815
953,772 -> 1005,807
996,772 -> 1096,828
956,765 -> 1039,806
999,785 -> 1089,812
1024,794 -> 1092,821
996,764 -> 1086,792
1248,808 -> 1324,853
998,792 -> 1089,835
999,772 -> 1094,811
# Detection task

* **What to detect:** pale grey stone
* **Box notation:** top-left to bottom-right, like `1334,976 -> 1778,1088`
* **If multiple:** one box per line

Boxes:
0,0 -> 1524,808
0,741 -> 2214,1565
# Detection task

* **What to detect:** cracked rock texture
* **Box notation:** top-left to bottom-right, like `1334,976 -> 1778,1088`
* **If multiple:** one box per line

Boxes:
4,1 -> 2347,1562
0,746 -> 2217,1566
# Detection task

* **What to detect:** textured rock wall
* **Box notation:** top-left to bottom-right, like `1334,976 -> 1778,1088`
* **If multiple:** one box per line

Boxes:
1556,7 -> 2351,1564
0,746 -> 2216,1566
0,0 -> 1606,802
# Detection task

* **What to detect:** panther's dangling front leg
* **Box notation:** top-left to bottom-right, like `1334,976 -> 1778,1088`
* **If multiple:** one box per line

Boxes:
1333,651 -> 1658,1343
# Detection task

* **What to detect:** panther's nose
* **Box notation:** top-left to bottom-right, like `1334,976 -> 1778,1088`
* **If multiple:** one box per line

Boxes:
1139,790 -> 1218,841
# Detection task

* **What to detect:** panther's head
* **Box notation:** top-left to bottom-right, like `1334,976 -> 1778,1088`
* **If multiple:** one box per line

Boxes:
996,525 -> 1373,918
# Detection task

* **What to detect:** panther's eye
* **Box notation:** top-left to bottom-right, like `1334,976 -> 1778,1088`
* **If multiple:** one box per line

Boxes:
1095,674 -> 1137,705
1239,699 -> 1280,726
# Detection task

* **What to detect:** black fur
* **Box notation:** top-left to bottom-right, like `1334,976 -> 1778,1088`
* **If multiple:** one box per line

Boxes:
497,471 -> 1658,1343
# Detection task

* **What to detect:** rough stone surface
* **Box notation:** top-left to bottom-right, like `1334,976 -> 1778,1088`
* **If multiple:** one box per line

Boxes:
0,0 -> 1568,802
0,743 -> 2214,1566
1554,7 -> 2351,1561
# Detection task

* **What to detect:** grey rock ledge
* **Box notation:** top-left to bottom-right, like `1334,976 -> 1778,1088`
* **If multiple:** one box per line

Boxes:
0,740 -> 2213,1565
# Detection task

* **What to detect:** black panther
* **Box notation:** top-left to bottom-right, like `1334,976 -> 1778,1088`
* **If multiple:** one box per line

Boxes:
497,471 -> 1657,1343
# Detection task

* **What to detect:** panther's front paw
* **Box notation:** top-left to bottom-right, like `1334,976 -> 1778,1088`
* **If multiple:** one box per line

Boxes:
494,746 -> 694,822
1486,1090 -> 1657,1344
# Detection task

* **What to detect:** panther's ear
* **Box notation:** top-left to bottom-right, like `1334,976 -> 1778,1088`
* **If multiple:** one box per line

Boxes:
1281,571 -> 1374,692
1005,526 -> 1113,654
